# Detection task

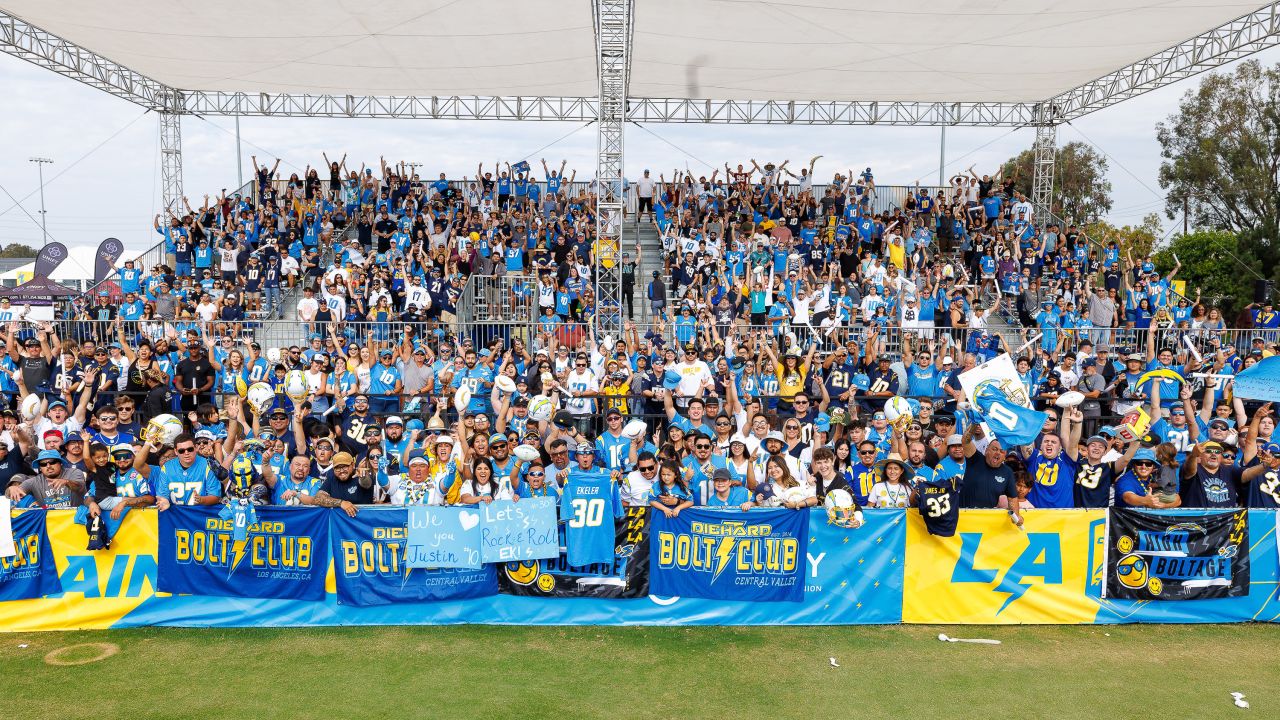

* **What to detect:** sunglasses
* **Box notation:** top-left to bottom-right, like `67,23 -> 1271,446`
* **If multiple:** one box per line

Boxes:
1204,449 -> 1223,456
715,421 -> 731,427
638,465 -> 656,472
98,415 -> 117,422
695,444 -> 712,450
528,471 -> 545,477
176,447 -> 196,454
37,460 -> 61,468
858,450 -> 876,456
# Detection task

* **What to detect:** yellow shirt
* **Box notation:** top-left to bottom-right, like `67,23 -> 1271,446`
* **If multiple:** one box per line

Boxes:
775,362 -> 807,400
602,382 -> 630,415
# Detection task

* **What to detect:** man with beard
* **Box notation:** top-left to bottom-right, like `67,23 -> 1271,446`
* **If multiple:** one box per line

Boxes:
1180,440 -> 1245,508
451,348 -> 494,418
338,394 -> 376,454
314,452 -> 374,515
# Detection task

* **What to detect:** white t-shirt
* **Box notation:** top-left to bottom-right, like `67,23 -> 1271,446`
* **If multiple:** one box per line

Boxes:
672,360 -> 713,398
296,297 -> 319,322
564,369 -> 599,415
636,177 -> 656,198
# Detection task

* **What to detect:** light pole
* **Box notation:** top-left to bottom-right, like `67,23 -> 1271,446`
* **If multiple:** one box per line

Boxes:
29,157 -> 53,246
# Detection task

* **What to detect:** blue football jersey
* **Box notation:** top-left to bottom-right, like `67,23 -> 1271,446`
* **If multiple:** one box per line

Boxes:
560,470 -> 624,567
156,457 -> 222,505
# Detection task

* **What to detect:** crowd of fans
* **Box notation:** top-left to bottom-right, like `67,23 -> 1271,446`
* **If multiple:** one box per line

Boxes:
5,154 -> 1280,549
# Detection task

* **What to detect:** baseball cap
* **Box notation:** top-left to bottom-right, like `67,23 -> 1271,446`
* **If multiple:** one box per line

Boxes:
942,356 -> 954,365
605,407 -> 622,418
194,430 -> 216,440
1201,441 -> 1225,452
1126,353 -> 1144,362
1261,441 -> 1280,455
1209,418 -> 1230,429
1085,435 -> 1109,447
385,416 -> 404,426
408,454 -> 430,467
489,433 -> 508,445
109,443 -> 134,456
1132,448 -> 1158,464
712,467 -> 732,481
576,442 -> 595,454
946,434 -> 964,446
332,452 -> 355,467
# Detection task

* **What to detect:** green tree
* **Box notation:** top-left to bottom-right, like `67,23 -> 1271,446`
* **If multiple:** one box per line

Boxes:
1084,213 -> 1163,259
1153,230 -> 1259,314
0,243 -> 39,259
1001,141 -> 1113,224
1156,59 -> 1280,234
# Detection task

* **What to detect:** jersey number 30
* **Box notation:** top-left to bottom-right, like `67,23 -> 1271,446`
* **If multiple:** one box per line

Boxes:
569,498 -> 605,528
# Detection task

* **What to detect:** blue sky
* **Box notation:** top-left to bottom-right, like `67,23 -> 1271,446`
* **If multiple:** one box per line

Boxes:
0,45 -> 1277,255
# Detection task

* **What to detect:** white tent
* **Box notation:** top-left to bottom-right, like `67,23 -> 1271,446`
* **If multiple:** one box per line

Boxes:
0,0 -> 1261,102
0,245 -> 113,292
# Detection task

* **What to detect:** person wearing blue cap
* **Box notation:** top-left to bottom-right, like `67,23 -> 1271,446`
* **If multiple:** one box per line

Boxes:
8,449 -> 85,509
1114,447 -> 1179,508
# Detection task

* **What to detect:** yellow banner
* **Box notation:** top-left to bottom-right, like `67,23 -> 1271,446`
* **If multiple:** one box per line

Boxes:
902,509 -> 1106,624
0,510 -> 161,631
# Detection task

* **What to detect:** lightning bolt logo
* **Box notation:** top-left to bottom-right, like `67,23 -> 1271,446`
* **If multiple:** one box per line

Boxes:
711,536 -> 735,584
992,574 -> 1033,615
228,539 -> 250,578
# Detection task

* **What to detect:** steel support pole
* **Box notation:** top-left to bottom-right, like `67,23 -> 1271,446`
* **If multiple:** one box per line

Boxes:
593,0 -> 632,336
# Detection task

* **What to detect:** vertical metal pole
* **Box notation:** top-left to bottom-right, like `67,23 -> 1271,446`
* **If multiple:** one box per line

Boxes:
235,115 -> 243,189
938,125 -> 946,188
28,157 -> 53,246
593,0 -> 633,336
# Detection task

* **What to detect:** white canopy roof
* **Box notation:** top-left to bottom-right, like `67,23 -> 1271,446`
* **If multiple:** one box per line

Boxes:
0,0 -> 1265,103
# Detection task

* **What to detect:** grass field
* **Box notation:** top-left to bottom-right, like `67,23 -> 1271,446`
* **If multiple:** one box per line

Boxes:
2,624 -> 1274,719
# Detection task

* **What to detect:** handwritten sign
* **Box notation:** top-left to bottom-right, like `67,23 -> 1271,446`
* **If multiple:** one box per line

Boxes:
406,506 -> 482,569
479,498 -> 559,564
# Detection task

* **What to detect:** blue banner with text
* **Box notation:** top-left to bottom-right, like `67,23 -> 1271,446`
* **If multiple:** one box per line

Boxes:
157,505 -> 329,601
650,508 -> 810,602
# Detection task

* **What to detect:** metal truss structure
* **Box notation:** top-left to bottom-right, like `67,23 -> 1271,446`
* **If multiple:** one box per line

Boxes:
3,2 -> 1280,263
593,0 -> 631,336
1031,106 -> 1060,230
159,97 -> 184,217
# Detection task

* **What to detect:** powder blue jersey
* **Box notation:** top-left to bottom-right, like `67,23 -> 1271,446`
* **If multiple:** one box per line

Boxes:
156,456 -> 222,505
560,470 -> 624,567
